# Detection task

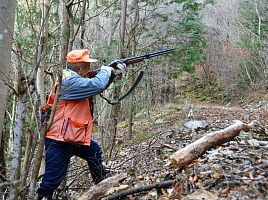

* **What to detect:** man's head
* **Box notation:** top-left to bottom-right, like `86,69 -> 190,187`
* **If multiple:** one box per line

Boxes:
66,49 -> 98,76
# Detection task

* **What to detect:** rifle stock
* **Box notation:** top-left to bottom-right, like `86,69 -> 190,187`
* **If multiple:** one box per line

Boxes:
83,48 -> 174,78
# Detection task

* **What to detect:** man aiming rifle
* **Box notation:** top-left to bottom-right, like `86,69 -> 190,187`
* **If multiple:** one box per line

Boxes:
38,48 -> 173,199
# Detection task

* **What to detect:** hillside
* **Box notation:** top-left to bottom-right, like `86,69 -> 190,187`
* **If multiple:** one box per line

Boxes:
67,101 -> 268,199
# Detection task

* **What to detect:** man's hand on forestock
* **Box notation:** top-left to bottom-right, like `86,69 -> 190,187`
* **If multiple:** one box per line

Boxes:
112,61 -> 126,75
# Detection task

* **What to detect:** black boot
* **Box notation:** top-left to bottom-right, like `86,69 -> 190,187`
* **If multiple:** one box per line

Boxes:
90,165 -> 108,184
38,195 -> 52,200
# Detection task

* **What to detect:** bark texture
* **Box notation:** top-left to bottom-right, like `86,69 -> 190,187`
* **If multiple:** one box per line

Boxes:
169,120 -> 256,168
79,173 -> 127,200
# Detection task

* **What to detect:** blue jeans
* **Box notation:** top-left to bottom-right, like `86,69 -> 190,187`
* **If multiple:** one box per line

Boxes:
38,138 -> 103,198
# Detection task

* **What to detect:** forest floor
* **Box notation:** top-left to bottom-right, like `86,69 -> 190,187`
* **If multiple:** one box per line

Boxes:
66,100 -> 268,200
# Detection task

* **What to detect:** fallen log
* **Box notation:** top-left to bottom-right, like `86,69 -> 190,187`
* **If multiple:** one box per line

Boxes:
78,173 -> 127,200
103,179 -> 176,200
169,120 -> 257,169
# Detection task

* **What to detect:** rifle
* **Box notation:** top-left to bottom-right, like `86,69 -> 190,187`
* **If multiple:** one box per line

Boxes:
83,48 -> 174,78
85,48 -> 174,104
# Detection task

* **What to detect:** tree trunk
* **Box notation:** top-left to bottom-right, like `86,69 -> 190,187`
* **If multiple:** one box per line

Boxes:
22,116 -> 33,178
0,0 -> 17,198
68,0 -> 86,50
127,0 -> 139,139
9,95 -> 27,200
37,0 -> 51,178
28,0 -> 70,198
94,0 -> 103,47
37,0 -> 50,106
108,3 -> 116,48
109,0 -> 127,158
0,0 -> 16,136
97,2 -> 117,155
169,120 -> 256,169
119,0 -> 127,56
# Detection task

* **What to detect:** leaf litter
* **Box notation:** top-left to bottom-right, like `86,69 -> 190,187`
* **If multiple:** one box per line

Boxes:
65,102 -> 268,200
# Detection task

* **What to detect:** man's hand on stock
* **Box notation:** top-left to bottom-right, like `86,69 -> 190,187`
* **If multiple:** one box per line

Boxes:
100,65 -> 113,77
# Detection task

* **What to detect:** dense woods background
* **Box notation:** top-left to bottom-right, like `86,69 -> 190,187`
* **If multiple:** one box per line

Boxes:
0,0 -> 267,199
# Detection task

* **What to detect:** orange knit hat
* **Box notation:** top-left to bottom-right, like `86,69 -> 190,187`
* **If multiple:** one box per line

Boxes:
66,49 -> 98,63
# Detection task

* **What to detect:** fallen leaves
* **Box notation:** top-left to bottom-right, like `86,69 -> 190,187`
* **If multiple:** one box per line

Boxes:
67,102 -> 268,199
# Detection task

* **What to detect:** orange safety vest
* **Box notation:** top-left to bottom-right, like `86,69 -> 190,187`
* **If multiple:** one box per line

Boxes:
44,83 -> 93,146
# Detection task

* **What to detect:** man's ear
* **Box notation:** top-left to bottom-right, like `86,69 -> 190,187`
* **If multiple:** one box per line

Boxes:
75,65 -> 81,72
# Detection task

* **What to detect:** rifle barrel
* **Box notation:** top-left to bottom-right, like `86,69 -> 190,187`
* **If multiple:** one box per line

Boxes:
127,48 -> 174,60
115,48 -> 174,67
144,48 -> 174,59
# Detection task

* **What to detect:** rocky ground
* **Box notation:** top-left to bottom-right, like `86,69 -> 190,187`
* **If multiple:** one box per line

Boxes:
63,101 -> 268,200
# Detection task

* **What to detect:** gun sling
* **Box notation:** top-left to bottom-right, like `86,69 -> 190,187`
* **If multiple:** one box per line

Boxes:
100,60 -> 149,105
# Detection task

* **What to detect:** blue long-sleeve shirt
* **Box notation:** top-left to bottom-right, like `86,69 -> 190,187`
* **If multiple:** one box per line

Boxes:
60,68 -> 110,100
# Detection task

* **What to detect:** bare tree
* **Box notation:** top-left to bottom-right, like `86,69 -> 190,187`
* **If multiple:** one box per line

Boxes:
27,0 -> 70,198
0,0 -> 17,198
127,0 -> 139,139
9,51 -> 28,200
